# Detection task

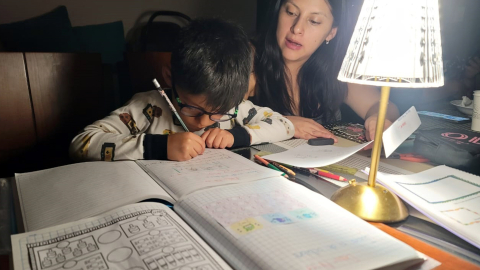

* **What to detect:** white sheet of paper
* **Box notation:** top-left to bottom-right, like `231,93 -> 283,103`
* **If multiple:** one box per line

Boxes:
376,165 -> 480,250
383,106 -> 421,157
262,141 -> 372,168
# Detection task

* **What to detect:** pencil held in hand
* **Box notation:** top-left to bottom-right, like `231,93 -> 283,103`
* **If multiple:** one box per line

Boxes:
153,79 -> 190,132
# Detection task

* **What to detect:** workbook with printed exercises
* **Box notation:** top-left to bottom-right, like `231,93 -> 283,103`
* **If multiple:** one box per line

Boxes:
376,165 -> 480,250
12,149 -> 424,270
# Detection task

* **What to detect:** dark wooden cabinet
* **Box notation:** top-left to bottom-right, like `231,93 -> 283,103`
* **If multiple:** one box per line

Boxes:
0,52 -> 105,177
0,53 -> 37,164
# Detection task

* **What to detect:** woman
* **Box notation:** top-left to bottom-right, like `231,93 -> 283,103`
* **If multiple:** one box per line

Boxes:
249,0 -> 399,143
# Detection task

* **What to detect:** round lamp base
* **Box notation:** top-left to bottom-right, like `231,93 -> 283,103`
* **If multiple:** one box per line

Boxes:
330,180 -> 409,223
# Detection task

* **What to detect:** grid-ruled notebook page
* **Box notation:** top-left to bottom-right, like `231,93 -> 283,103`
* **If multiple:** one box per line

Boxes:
11,203 -> 231,270
175,177 -> 421,270
136,149 -> 281,200
16,161 -> 173,231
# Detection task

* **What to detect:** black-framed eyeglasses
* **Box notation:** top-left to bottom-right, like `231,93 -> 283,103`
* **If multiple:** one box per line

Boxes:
171,84 -> 238,122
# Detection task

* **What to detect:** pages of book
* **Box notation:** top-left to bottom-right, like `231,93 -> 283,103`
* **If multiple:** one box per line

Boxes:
15,161 -> 174,231
136,149 -> 282,200
376,165 -> 480,249
175,177 -> 423,270
11,203 -> 231,270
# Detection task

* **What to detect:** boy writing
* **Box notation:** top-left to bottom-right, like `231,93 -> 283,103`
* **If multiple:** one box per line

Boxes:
70,18 -> 294,161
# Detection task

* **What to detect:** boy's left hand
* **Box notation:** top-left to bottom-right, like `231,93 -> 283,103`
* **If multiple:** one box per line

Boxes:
201,128 -> 234,149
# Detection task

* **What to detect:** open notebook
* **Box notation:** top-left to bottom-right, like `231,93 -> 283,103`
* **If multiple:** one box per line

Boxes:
13,149 -> 425,270
15,149 -> 280,232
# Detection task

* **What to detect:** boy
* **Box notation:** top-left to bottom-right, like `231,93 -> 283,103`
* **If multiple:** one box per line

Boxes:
70,18 -> 294,161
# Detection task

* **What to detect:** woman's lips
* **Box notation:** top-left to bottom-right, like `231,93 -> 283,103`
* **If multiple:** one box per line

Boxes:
285,38 -> 302,50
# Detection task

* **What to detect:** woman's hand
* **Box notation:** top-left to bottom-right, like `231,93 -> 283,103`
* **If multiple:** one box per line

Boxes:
364,115 -> 393,150
463,57 -> 480,96
285,116 -> 338,141
465,57 -> 480,80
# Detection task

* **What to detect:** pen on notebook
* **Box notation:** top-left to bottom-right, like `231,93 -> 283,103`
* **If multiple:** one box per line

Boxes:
153,79 -> 189,132
309,168 -> 347,182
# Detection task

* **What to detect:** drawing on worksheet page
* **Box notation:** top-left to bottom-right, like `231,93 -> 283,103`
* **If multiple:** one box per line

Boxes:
135,150 -> 282,200
27,208 -> 225,270
202,190 -> 322,238
441,208 -> 480,226
140,149 -> 277,183
170,161 -> 229,173
396,175 -> 480,204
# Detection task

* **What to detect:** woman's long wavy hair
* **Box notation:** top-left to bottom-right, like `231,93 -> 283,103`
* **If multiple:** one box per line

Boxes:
252,0 -> 349,123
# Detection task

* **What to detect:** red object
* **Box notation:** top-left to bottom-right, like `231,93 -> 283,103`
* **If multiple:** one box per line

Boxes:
311,169 -> 347,182
390,153 -> 429,163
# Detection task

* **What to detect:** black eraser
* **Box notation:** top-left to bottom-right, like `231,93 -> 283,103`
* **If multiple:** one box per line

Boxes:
307,138 -> 335,146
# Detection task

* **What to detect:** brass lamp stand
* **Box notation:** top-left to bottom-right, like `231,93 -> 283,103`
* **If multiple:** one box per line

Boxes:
330,86 -> 409,223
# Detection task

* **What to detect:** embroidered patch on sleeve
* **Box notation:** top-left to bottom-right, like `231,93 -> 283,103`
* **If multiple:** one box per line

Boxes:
279,119 -> 291,134
119,113 -> 140,135
153,105 -> 162,117
245,124 -> 260,130
143,104 -> 163,123
243,107 -> 257,125
101,143 -> 116,161
261,111 -> 273,125
163,129 -> 176,135
143,104 -> 154,122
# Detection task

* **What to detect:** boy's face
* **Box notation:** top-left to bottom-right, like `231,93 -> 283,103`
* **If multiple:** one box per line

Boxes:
173,87 -> 217,132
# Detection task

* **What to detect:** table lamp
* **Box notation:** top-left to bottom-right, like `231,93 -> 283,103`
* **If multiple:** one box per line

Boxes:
331,0 -> 444,222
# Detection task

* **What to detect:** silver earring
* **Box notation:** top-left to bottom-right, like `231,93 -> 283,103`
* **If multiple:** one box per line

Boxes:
326,40 -> 330,45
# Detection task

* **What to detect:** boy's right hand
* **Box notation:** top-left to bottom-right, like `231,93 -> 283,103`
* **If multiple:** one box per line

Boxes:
167,132 -> 205,161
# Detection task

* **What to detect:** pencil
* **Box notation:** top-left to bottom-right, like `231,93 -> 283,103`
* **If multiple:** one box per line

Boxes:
270,161 -> 296,176
153,79 -> 189,132
310,168 -> 347,182
254,155 -> 282,172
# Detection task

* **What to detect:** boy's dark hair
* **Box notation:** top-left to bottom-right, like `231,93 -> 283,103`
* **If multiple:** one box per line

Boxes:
171,18 -> 253,113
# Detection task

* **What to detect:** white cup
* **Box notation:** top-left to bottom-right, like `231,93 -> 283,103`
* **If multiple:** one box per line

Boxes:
472,90 -> 480,131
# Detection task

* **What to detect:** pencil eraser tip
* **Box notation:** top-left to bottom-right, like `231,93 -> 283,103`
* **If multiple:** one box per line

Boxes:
152,79 -> 160,88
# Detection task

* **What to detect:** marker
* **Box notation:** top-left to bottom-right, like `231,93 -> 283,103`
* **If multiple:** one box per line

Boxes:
309,168 -> 347,182
153,79 -> 189,132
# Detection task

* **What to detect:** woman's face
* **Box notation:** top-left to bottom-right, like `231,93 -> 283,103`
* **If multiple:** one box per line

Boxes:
276,0 -> 337,66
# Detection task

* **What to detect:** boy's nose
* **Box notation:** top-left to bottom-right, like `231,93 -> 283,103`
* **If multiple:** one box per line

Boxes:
198,114 -> 214,128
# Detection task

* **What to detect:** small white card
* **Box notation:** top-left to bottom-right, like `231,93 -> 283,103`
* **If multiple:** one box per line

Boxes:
382,106 -> 421,157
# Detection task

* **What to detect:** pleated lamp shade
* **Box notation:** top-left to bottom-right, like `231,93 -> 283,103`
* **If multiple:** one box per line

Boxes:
338,0 -> 444,88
